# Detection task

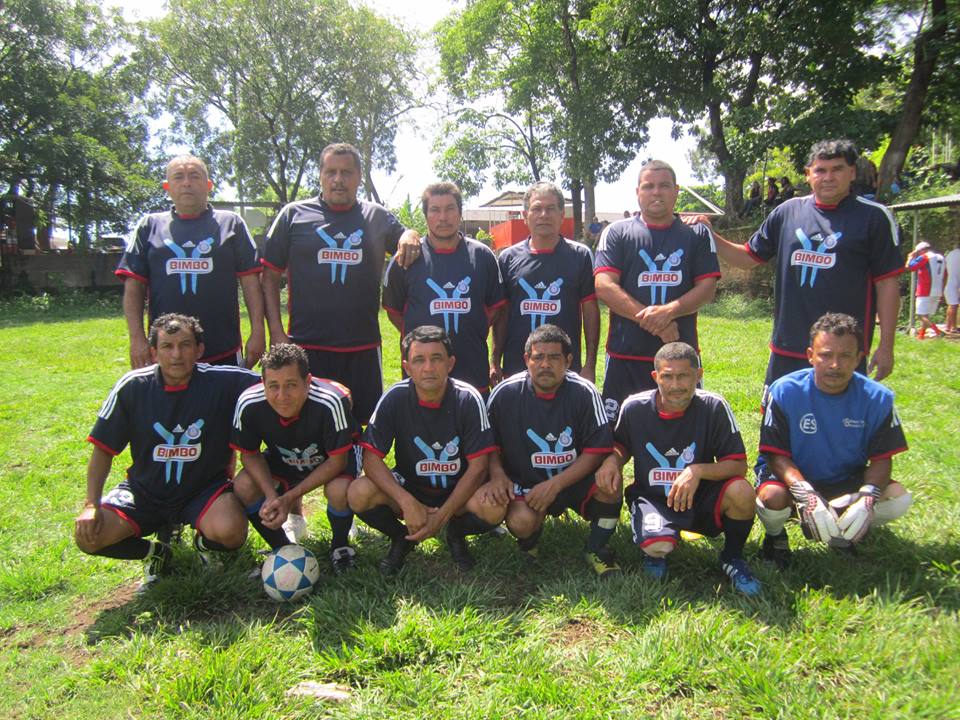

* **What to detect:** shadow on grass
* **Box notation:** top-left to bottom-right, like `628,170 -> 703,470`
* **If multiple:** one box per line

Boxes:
81,519 -> 960,656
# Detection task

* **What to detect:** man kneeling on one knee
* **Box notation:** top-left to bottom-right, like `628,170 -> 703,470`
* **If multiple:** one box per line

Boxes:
596,341 -> 762,595
755,312 -> 912,568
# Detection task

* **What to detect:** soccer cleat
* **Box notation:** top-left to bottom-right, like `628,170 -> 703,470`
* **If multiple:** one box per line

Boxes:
760,531 -> 792,569
380,536 -> 416,576
330,546 -> 356,575
680,530 -> 705,542
642,555 -> 668,580
137,542 -> 172,593
193,533 -> 223,570
283,513 -> 308,544
446,526 -> 476,572
721,557 -> 762,597
584,547 -> 621,578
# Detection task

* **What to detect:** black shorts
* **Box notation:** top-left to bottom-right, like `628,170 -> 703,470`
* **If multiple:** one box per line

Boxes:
202,349 -> 243,367
602,356 -> 656,422
628,477 -> 741,548
391,469 -> 453,509
305,347 -> 382,425
512,475 -> 599,519
100,480 -> 232,537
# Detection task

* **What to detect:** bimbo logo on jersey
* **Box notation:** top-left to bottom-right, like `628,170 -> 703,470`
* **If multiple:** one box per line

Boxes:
426,277 -> 472,333
277,443 -> 324,471
152,419 -> 204,484
518,278 -> 563,330
790,228 -> 841,287
527,427 -> 577,477
164,237 -> 214,294
644,441 -> 696,494
637,249 -> 685,304
413,436 -> 461,488
316,226 -> 363,283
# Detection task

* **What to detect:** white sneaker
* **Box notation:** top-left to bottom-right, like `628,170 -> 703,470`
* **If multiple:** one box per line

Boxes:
283,513 -> 308,543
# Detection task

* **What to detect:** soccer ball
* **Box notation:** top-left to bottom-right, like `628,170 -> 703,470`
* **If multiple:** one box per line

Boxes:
260,544 -> 320,601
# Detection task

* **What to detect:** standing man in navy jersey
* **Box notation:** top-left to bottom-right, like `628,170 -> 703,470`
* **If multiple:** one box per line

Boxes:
74,314 -> 261,589
596,342 -> 761,595
491,181 -> 599,385
481,325 -> 620,577
230,343 -> 360,572
594,160 -> 721,422
711,139 -> 903,396
117,155 -> 265,369
383,182 -> 506,395
348,326 -> 502,574
261,142 -> 421,426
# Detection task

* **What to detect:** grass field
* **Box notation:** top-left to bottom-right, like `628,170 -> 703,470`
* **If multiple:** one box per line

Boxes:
1,291 -> 958,719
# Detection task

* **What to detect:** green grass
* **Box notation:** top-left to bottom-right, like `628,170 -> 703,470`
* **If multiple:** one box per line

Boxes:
1,292 -> 958,719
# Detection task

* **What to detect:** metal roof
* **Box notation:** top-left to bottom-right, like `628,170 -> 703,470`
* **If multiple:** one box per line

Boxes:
887,193 -> 960,211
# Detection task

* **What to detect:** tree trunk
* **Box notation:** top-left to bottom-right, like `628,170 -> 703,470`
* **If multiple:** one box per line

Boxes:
723,167 -> 747,219
583,179 -> 596,235
569,177 -> 583,240
878,0 -> 948,201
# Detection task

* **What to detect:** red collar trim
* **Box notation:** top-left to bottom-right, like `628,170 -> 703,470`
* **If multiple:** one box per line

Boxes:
658,409 -> 684,419
326,202 -> 355,212
278,415 -> 300,427
528,236 -> 561,254
645,221 -> 673,230
814,201 -> 839,210
431,245 -> 458,254
534,390 -> 557,400
164,384 -> 188,393
418,399 -> 442,409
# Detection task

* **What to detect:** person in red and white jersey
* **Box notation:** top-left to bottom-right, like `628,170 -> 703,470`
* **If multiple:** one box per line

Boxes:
906,241 -> 946,338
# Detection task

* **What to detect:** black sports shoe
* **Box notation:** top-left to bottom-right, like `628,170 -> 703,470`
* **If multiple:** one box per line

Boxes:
137,542 -> 172,593
380,536 -> 416,576
760,531 -> 791,569
446,526 -> 476,572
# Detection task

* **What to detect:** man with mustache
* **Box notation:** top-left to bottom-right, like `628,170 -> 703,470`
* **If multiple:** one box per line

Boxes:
596,341 -> 761,594
382,181 -> 506,395
481,324 -> 619,576
755,313 -> 912,568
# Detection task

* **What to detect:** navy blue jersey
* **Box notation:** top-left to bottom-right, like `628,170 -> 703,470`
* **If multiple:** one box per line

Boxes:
759,368 -> 907,486
116,206 -> 260,362
746,194 -> 904,359
382,236 -> 506,391
487,371 -> 612,490
88,364 -> 261,505
230,376 -> 358,483
498,237 -> 596,374
360,378 -> 496,494
614,389 -> 746,504
594,217 -> 720,361
262,198 -> 405,350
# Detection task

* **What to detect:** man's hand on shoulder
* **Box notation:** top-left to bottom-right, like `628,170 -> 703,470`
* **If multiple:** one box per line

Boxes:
395,230 -> 422,269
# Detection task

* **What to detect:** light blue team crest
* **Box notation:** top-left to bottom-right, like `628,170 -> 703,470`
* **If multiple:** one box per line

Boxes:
518,277 -> 563,331
164,237 -> 214,294
637,249 -> 684,304
527,426 -> 577,478
644,441 -> 696,496
426,276 -> 472,333
790,228 -> 841,287
413,436 -> 461,488
152,419 -> 204,484
316,226 -> 364,283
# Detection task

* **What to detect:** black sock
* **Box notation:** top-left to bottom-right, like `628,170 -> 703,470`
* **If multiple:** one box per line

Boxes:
516,526 -> 543,552
720,516 -> 754,563
448,512 -> 497,538
327,506 -> 353,549
91,536 -> 154,560
357,505 -> 406,539
246,513 -> 289,550
194,533 -> 231,553
586,498 -> 621,553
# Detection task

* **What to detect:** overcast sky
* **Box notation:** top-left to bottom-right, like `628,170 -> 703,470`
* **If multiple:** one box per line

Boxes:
110,0 -> 697,211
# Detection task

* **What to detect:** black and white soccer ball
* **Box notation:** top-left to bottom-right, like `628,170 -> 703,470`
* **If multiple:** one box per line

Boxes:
261,544 -> 320,601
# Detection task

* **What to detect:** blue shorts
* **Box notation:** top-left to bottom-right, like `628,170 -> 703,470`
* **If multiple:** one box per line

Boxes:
628,477 -> 741,549
100,480 -> 231,537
